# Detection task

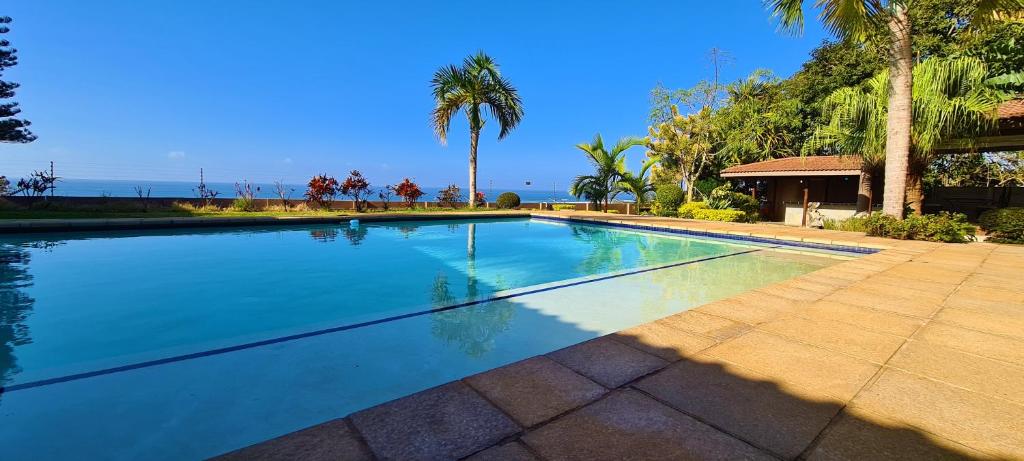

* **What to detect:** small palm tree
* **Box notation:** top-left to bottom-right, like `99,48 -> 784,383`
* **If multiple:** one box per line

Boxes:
431,52 -> 524,208
617,158 -> 658,209
570,134 -> 644,212
766,0 -> 1020,218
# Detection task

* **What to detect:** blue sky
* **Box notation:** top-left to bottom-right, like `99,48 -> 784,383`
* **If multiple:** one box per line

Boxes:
2,1 -> 830,190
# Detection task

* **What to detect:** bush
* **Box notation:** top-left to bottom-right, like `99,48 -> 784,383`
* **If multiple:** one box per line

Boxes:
394,178 -> 424,207
496,192 -> 521,209
653,184 -> 684,217
708,185 -> 759,215
340,170 -> 374,212
693,178 -> 724,201
691,208 -> 747,222
306,174 -> 339,209
677,201 -> 709,218
861,212 -> 975,243
823,215 -> 870,232
436,184 -> 463,208
231,197 -> 256,212
551,203 -> 575,211
978,207 -> 1024,243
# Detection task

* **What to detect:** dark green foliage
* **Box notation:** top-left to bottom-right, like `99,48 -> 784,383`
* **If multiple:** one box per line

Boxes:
653,184 -> 684,217
978,207 -> 1024,243
0,16 -> 34,143
496,192 -> 521,209
692,178 -> 724,201
862,212 -> 976,243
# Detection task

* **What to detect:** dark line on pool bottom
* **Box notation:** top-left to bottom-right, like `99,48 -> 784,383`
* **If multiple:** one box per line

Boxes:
0,246 -> 772,395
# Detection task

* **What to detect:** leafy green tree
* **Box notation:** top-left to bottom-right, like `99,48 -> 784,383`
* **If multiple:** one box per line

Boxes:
646,105 -> 718,203
431,52 -> 523,208
617,158 -> 658,208
0,16 -> 34,143
805,56 -> 1005,214
569,134 -> 644,212
715,70 -> 803,165
766,0 -> 1021,218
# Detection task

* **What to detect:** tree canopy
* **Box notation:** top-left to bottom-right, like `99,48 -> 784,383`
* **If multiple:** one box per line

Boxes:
0,16 -> 35,143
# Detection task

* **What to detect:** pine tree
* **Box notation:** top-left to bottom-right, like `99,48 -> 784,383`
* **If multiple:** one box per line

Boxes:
1,16 -> 35,143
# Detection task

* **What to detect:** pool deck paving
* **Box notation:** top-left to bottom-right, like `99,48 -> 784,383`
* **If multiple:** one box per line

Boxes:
156,211 -> 1019,460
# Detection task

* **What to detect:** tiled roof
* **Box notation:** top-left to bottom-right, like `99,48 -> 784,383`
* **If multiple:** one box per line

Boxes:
998,99 -> 1024,120
721,155 -> 862,177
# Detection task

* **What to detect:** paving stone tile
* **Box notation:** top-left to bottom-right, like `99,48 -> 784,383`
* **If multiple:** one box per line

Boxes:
823,287 -> 942,318
634,358 -> 843,459
349,382 -> 519,461
704,331 -> 880,401
695,292 -> 798,325
885,264 -> 969,285
933,307 -> 1024,340
914,322 -> 1024,366
214,419 -> 373,461
756,284 -> 825,302
465,441 -> 538,461
547,336 -> 667,388
465,356 -> 606,427
888,340 -> 1024,405
808,407 -> 989,461
757,316 -> 905,363
792,300 -> 925,337
609,322 -> 716,362
781,278 -> 841,294
522,390 -> 772,461
657,310 -> 751,341
851,368 -> 1024,459
950,285 -> 1024,304
943,295 -> 1024,318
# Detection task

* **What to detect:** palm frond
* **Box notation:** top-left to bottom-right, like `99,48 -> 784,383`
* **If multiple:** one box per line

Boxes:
764,0 -> 806,35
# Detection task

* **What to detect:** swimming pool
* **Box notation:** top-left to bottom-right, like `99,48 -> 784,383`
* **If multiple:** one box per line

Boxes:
0,217 -> 851,459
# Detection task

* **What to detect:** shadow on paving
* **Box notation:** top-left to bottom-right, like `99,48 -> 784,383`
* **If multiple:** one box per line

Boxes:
218,324 -> 986,461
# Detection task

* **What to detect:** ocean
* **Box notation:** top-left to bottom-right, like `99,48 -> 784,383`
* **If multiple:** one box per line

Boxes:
39,178 -> 590,203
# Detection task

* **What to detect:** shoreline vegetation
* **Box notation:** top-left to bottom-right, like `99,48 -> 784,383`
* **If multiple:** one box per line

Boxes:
0,202 -> 513,220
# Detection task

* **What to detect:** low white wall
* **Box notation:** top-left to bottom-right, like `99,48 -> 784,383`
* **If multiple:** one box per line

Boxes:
782,202 -> 859,226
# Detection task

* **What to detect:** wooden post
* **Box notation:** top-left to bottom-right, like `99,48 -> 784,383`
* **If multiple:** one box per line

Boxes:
801,182 -> 810,227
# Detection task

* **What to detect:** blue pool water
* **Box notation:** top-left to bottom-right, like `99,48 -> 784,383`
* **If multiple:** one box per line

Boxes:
0,218 -> 848,459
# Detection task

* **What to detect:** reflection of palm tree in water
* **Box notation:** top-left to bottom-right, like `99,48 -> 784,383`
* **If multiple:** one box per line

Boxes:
430,223 -> 515,357
571,225 -> 630,275
0,244 -> 40,386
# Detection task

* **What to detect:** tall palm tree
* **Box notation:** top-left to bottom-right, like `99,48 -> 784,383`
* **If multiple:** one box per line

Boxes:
617,158 -> 658,209
431,52 -> 524,208
766,0 -> 1021,218
570,134 -> 644,212
804,56 -> 1004,214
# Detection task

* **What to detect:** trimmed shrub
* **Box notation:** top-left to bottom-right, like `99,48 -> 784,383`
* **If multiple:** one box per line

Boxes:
677,201 -> 709,218
653,184 -> 684,217
978,207 -> 1024,243
823,215 -> 870,232
496,192 -> 521,209
691,208 -> 747,222
551,203 -> 576,211
862,212 -> 975,243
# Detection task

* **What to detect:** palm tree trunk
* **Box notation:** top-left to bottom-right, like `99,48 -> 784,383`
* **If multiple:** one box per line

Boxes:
857,168 -> 873,213
905,162 -> 925,216
881,4 -> 913,219
468,128 -> 479,208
